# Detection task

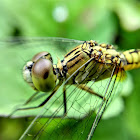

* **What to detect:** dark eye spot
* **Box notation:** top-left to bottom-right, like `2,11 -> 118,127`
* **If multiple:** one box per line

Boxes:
43,72 -> 49,79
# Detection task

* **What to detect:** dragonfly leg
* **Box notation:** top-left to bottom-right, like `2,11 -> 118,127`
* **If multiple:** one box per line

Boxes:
15,83 -> 62,111
9,91 -> 41,117
78,84 -> 104,99
24,91 -> 39,105
63,86 -> 67,116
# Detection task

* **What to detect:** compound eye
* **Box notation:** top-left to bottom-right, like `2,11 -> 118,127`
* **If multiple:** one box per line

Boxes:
32,58 -> 56,92
32,52 -> 53,63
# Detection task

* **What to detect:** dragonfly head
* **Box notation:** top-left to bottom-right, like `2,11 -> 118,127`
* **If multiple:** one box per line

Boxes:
23,52 -> 57,92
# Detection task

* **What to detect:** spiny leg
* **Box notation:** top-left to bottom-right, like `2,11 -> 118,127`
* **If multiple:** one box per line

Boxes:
24,91 -> 39,105
63,85 -> 67,116
20,84 -> 67,118
15,82 -> 62,111
77,84 -> 104,99
8,90 -> 57,118
21,85 -> 68,116
8,91 -> 40,117
10,83 -> 68,120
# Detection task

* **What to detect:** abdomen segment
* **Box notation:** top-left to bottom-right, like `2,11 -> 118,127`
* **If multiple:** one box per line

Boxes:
123,49 -> 140,71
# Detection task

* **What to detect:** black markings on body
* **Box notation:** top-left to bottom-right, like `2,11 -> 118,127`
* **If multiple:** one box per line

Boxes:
65,47 -> 79,57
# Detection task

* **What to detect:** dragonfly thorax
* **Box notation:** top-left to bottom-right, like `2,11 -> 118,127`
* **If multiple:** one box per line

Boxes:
55,41 -> 126,85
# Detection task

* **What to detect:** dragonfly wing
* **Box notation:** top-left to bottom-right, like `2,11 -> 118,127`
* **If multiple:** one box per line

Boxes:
0,37 -> 83,117
0,37 -> 126,140
19,60 -> 125,140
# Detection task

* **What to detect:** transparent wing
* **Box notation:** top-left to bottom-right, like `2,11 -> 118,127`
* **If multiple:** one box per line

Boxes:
0,37 -> 125,140
0,37 -> 83,117
19,59 -> 125,140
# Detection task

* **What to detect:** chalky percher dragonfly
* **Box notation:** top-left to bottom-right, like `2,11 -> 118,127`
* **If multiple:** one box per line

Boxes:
3,37 -> 140,140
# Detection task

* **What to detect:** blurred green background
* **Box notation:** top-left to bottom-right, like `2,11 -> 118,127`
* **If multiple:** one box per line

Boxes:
0,0 -> 140,140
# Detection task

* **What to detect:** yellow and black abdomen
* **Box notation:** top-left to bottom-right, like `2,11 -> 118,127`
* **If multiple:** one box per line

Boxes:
123,49 -> 140,71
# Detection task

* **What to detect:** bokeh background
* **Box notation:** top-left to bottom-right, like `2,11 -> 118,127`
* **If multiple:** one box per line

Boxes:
0,0 -> 140,140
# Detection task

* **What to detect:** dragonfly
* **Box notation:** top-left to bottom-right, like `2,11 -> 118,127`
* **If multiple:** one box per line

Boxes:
0,37 -> 140,140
